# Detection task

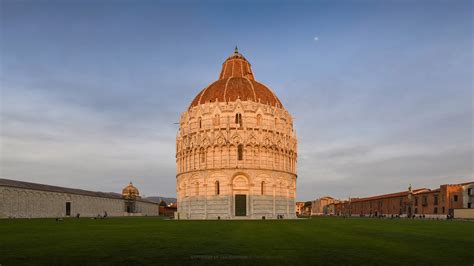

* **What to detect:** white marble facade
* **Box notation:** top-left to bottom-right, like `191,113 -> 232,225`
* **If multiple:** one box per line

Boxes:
176,50 -> 298,219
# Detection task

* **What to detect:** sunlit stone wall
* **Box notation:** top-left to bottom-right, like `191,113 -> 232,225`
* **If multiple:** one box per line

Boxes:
176,99 -> 297,219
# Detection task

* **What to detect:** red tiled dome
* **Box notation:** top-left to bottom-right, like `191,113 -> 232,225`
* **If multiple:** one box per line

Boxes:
189,48 -> 283,109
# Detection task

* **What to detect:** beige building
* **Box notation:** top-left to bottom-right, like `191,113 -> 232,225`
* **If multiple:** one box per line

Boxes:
0,178 -> 159,218
295,202 -> 305,216
311,196 -> 339,215
176,48 -> 298,219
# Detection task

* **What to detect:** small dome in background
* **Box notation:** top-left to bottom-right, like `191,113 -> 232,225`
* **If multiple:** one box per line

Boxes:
122,182 -> 140,200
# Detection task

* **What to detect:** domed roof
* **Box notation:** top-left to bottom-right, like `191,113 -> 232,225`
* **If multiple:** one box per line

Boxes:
189,47 -> 283,109
122,182 -> 140,199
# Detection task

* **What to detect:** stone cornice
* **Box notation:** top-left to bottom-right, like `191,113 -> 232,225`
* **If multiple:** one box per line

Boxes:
176,168 -> 297,179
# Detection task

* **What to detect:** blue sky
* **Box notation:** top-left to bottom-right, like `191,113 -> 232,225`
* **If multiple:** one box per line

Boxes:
1,0 -> 472,200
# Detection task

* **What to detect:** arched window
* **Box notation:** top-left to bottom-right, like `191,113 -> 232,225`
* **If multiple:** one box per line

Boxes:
215,181 -> 220,195
256,114 -> 262,126
198,117 -> 202,128
235,113 -> 242,127
274,117 -> 278,128
261,181 -> 265,195
195,182 -> 199,196
214,114 -> 220,126
200,148 -> 205,163
238,144 -> 243,161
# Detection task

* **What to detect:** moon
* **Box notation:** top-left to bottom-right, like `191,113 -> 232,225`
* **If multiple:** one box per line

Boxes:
314,36 -> 319,41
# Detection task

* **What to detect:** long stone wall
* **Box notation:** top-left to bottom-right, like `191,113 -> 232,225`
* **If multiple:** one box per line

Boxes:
136,200 -> 159,216
0,186 -> 159,218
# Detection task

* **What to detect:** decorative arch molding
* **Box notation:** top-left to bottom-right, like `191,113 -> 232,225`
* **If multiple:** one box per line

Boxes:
201,137 -> 210,147
185,173 -> 201,185
231,134 -> 242,145
232,175 -> 250,192
176,53 -> 298,219
231,171 -> 251,183
207,172 -> 227,183
231,99 -> 245,113
255,174 -> 272,184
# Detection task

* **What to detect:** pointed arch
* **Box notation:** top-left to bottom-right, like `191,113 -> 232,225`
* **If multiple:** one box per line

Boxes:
213,114 -> 220,126
238,144 -> 244,161
199,147 -> 206,163
235,113 -> 242,127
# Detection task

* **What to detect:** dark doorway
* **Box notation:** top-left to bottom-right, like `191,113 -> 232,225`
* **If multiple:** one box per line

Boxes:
235,194 -> 246,216
125,201 -> 136,213
65,202 -> 71,216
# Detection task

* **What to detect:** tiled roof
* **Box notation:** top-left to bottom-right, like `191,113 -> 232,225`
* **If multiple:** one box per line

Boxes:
219,49 -> 255,80
189,48 -> 283,109
320,196 -> 335,200
350,188 -> 429,203
414,188 -> 441,195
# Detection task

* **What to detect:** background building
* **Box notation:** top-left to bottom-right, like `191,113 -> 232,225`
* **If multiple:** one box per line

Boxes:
295,202 -> 304,216
0,178 -> 159,218
311,196 -> 338,216
332,182 -> 473,219
176,48 -> 298,219
159,201 -> 178,218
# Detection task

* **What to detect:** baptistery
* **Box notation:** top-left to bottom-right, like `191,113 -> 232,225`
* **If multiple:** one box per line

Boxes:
176,48 -> 297,219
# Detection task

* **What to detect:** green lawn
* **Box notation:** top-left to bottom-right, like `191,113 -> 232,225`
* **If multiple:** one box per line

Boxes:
0,217 -> 472,265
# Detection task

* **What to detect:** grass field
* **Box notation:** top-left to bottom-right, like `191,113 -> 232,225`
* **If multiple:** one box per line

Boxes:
1,217 -> 473,265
